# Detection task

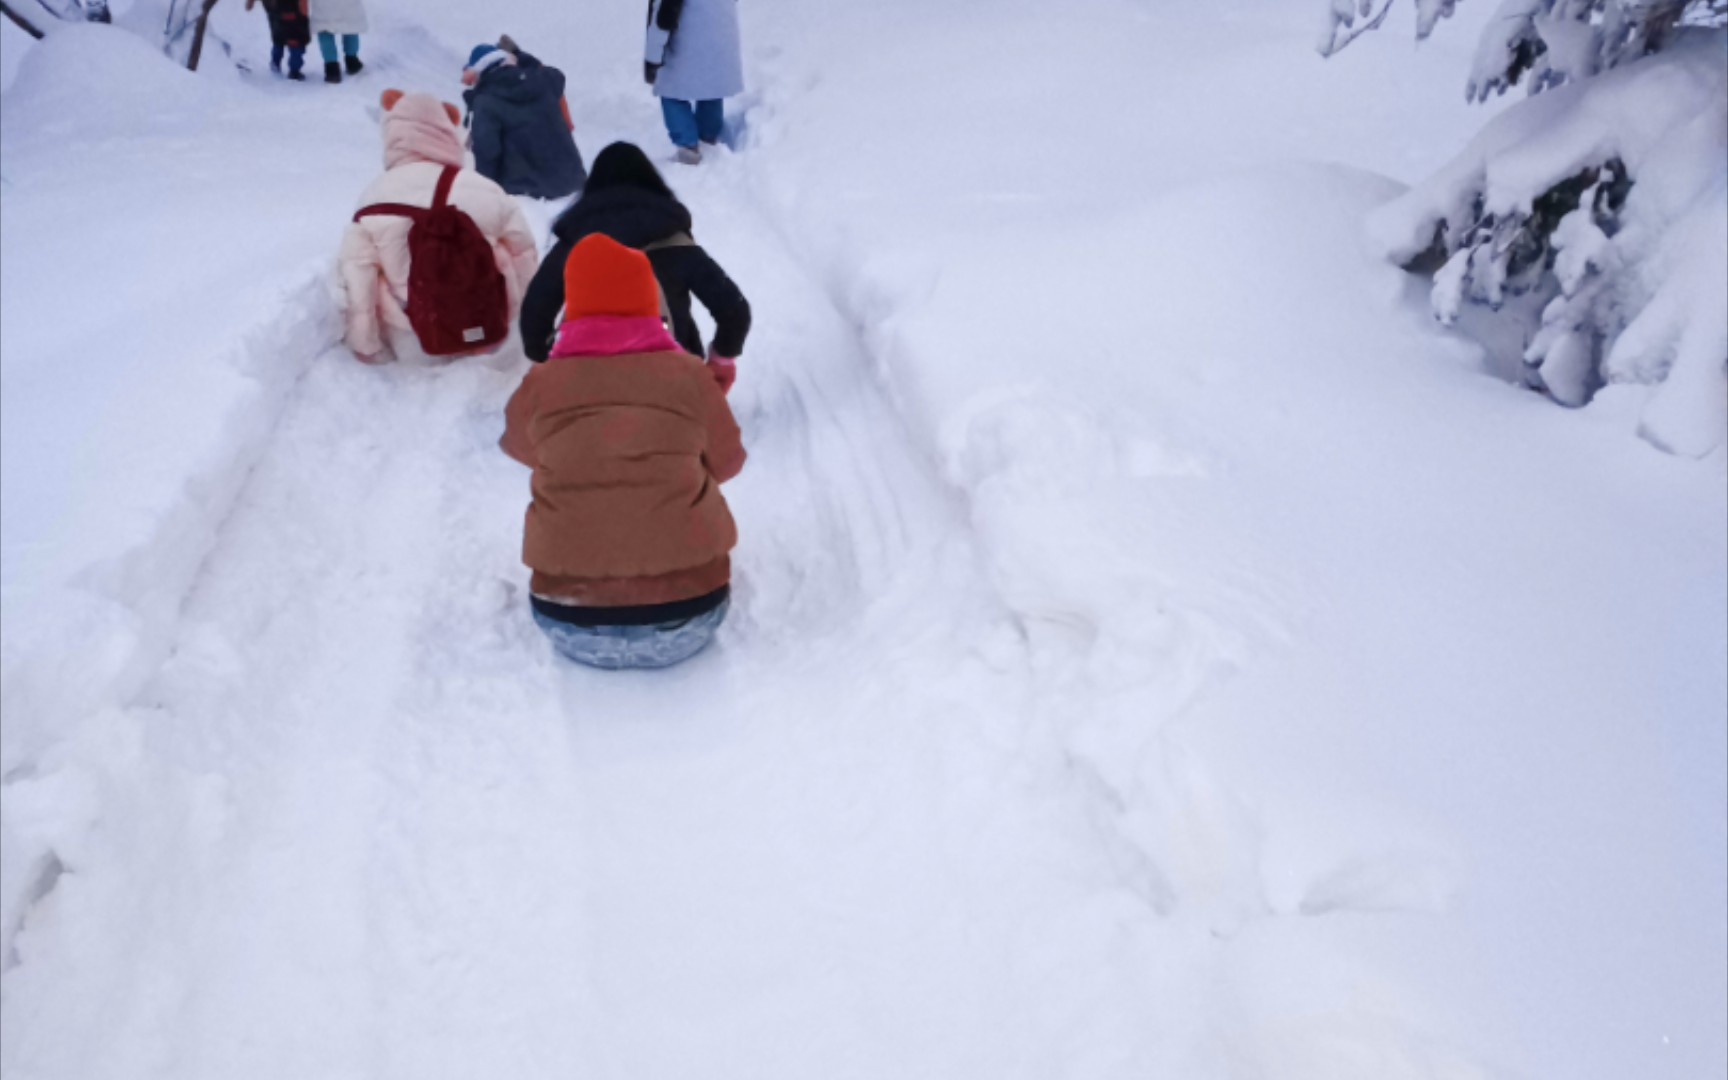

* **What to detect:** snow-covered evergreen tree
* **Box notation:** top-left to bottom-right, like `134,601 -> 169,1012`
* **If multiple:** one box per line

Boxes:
1322,0 -> 1728,456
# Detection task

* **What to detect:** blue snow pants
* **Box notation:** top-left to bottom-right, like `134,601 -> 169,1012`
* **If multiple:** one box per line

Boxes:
317,32 -> 360,63
271,44 -> 306,75
660,98 -> 725,149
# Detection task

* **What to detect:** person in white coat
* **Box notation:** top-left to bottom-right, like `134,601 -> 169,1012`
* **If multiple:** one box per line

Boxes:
308,0 -> 367,83
336,90 -> 540,363
643,0 -> 742,164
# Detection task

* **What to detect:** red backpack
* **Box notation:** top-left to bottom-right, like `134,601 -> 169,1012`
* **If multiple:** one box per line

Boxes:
353,166 -> 509,356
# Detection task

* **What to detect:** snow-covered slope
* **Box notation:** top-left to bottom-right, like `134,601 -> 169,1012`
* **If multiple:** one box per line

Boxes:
1,1 -> 1723,1078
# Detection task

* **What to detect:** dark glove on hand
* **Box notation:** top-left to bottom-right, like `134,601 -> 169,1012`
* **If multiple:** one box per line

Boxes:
644,61 -> 660,85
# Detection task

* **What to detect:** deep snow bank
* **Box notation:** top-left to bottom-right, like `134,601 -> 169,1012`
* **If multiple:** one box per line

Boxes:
0,24 -> 373,955
731,1 -> 1728,1075
2,21 -> 212,115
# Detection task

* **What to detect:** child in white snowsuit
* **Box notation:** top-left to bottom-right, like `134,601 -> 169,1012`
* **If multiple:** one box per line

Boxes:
335,91 -> 540,362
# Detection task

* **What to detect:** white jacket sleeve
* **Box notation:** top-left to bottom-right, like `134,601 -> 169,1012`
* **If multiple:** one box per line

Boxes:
497,202 -> 541,318
337,222 -> 385,358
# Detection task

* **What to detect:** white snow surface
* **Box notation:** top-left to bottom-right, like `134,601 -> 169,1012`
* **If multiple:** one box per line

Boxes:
2,2 -> 1724,1079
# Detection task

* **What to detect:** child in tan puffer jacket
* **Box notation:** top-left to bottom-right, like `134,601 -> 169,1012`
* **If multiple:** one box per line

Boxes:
502,234 -> 745,670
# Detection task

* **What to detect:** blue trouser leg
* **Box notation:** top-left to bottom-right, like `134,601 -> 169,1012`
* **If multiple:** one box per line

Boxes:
271,43 -> 284,68
317,31 -> 339,64
695,99 -> 724,144
287,45 -> 304,75
342,33 -> 360,57
660,97 -> 699,149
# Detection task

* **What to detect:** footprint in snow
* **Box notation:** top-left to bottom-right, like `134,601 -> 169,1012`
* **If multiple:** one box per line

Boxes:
1298,850 -> 1460,918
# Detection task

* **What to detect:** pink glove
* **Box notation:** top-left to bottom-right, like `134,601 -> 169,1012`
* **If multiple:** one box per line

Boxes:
706,353 -> 737,394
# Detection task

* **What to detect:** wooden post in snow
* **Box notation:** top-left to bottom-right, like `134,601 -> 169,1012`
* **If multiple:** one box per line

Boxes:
185,0 -> 219,70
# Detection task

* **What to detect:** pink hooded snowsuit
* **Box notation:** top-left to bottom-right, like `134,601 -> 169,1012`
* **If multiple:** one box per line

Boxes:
336,91 -> 540,360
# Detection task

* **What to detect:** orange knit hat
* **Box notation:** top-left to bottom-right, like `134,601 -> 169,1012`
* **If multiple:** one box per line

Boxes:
563,234 -> 661,322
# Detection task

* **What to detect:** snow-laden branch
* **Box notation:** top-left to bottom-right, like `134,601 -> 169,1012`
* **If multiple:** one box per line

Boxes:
1323,0 -> 1728,455
1319,0 -> 1466,55
1317,0 -> 1398,56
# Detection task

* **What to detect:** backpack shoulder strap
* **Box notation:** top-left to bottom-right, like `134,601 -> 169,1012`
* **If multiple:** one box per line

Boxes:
353,203 -> 426,223
352,166 -> 465,223
433,166 -> 460,211
641,231 -> 696,252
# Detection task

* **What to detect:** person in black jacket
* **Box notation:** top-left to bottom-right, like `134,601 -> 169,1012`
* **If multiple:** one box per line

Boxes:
245,0 -> 310,81
519,141 -> 751,391
462,42 -> 587,200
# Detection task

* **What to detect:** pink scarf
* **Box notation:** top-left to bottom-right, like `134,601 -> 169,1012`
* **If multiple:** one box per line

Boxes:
550,316 -> 684,359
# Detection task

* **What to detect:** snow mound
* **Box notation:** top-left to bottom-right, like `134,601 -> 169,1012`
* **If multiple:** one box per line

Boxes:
2,24 -> 214,136
0,23 -> 379,962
